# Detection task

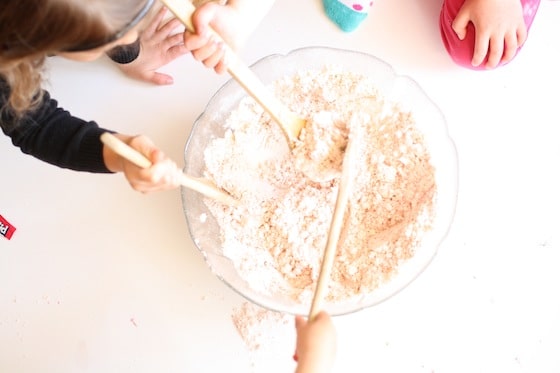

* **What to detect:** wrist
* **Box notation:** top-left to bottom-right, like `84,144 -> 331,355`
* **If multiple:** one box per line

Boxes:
295,357 -> 333,373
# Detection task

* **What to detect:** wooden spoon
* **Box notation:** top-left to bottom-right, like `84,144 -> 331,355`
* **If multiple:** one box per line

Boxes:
100,133 -> 238,206
307,132 -> 357,320
159,0 -> 306,145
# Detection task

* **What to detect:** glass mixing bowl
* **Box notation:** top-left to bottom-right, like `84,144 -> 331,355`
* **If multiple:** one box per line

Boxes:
181,46 -> 458,316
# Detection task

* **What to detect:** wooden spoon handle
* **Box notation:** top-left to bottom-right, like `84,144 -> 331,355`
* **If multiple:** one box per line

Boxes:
159,0 -> 305,143
308,136 -> 356,320
100,133 -> 238,206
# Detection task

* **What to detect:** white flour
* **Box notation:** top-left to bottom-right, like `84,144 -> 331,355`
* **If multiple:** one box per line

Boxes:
202,66 -> 436,306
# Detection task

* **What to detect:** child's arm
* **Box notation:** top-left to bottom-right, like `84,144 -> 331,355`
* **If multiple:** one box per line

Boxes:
294,312 -> 337,373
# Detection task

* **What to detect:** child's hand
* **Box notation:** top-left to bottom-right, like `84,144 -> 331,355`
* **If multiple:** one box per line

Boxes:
452,0 -> 527,69
116,7 -> 189,85
103,134 -> 181,193
183,1 -> 248,74
294,312 -> 337,373
184,0 -> 275,74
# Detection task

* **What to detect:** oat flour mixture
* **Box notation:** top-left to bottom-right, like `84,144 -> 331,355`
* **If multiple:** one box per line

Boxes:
202,66 -> 436,305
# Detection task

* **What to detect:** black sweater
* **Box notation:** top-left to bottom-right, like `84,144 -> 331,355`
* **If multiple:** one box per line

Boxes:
0,40 -> 141,173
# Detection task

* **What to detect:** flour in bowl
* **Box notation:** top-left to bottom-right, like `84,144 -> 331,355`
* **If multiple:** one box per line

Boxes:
201,66 -> 436,305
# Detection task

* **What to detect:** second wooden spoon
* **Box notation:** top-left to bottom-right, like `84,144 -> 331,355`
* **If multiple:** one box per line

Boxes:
308,130 -> 357,320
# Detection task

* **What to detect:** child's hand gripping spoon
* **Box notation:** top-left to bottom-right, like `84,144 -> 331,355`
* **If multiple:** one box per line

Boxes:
100,133 -> 238,206
159,0 -> 306,146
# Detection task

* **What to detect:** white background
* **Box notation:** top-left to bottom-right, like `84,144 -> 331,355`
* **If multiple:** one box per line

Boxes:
1,0 -> 559,372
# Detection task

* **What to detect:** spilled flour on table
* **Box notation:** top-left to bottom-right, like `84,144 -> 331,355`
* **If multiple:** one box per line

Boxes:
231,302 -> 295,371
231,302 -> 292,351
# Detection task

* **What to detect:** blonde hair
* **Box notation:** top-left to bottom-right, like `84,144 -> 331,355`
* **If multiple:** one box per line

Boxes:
0,0 -> 152,116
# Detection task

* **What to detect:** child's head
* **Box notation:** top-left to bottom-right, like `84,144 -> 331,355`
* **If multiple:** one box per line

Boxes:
0,0 -> 156,113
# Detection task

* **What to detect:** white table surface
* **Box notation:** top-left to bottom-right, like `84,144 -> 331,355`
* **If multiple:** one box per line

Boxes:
2,0 -> 560,372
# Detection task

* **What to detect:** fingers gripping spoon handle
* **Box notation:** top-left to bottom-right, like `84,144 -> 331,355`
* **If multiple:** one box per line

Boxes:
100,133 -> 238,206
159,0 -> 306,145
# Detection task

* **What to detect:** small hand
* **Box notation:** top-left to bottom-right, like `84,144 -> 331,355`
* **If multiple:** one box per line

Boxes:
104,134 -> 181,193
184,1 -> 252,74
117,6 -> 189,85
452,0 -> 527,69
294,312 -> 337,373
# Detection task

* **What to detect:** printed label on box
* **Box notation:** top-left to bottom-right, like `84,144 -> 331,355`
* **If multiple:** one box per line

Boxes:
0,214 -> 16,240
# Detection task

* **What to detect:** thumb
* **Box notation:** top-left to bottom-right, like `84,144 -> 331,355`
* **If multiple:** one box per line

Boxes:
191,3 -> 219,37
295,315 -> 306,332
451,12 -> 469,40
293,316 -> 306,362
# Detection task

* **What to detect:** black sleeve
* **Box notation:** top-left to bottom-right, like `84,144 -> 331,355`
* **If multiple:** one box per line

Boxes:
1,79 -> 114,173
106,39 -> 141,65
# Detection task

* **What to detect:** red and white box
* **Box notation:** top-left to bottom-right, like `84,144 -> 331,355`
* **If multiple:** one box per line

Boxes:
0,214 -> 16,240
